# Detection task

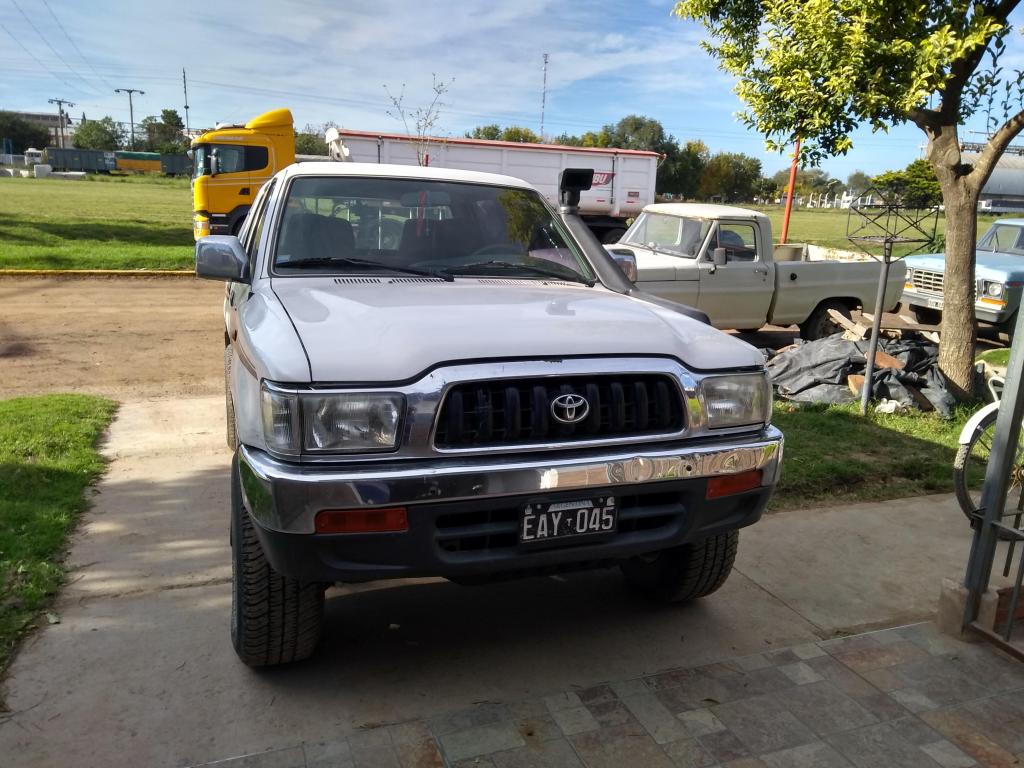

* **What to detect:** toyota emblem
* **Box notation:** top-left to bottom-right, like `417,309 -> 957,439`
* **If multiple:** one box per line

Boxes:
551,393 -> 590,424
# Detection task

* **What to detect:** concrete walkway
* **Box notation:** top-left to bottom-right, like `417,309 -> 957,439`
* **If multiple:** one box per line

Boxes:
0,397 -> 1017,768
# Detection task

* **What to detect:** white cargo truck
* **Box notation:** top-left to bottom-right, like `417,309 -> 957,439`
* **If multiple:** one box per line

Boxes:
334,129 -> 660,243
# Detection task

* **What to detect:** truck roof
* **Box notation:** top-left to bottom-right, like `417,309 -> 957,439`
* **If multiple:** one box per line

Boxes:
281,161 -> 535,189
337,128 -> 662,157
643,203 -> 770,221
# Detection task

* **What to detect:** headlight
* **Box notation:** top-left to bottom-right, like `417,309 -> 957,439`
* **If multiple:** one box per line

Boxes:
260,383 -> 404,455
303,393 -> 403,452
701,374 -> 772,429
985,281 -> 1004,298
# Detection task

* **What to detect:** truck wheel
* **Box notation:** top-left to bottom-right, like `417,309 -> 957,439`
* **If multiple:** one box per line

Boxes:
224,346 -> 238,451
800,300 -> 850,340
601,228 -> 627,244
910,306 -> 941,326
620,531 -> 738,602
231,456 -> 325,666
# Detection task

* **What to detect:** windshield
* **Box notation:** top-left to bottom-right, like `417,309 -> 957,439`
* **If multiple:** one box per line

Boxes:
272,176 -> 595,283
978,222 -> 1024,254
621,212 -> 711,258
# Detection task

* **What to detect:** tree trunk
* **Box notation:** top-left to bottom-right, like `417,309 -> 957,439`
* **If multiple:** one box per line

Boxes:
925,124 -> 979,398
937,190 -> 979,397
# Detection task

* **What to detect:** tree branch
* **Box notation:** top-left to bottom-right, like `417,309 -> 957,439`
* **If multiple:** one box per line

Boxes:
908,106 -> 941,132
938,0 -> 1019,120
973,106 -> 1024,184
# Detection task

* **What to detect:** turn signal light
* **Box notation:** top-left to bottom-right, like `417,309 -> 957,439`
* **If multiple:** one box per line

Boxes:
315,507 -> 408,534
706,470 -> 763,499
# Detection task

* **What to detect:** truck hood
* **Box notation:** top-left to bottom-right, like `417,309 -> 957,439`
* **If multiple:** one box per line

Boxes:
907,250 -> 1024,281
620,244 -> 700,282
270,278 -> 762,383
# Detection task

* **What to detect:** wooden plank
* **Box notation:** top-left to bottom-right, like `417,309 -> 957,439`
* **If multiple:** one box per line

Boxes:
873,349 -> 905,370
905,385 -> 934,412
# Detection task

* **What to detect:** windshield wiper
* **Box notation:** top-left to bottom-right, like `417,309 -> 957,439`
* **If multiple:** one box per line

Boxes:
276,256 -> 454,281
444,260 -> 595,286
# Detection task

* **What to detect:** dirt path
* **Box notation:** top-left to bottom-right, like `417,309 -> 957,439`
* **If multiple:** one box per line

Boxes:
0,277 -> 225,400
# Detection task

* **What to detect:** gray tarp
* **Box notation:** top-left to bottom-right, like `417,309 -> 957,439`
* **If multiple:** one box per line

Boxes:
765,334 -> 956,417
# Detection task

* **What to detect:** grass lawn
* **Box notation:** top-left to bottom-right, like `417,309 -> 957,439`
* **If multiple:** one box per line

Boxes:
0,395 -> 117,675
771,402 -> 979,511
0,176 -> 193,270
756,205 -> 1004,256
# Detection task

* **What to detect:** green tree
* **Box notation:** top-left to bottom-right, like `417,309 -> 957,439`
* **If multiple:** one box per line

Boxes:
0,111 -> 50,152
73,117 -> 124,151
847,170 -> 873,195
872,159 -> 943,208
466,125 -> 541,142
295,133 -> 327,155
551,132 -> 584,146
697,152 -> 763,202
467,124 -> 502,140
674,0 -> 1023,394
500,126 -> 540,143
663,139 -> 710,198
139,110 -> 186,152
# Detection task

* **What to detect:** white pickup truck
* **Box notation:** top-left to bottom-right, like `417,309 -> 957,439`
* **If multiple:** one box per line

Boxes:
614,203 -> 907,339
196,164 -> 783,667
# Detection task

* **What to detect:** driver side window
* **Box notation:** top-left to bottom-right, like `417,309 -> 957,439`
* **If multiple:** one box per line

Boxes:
714,223 -> 758,262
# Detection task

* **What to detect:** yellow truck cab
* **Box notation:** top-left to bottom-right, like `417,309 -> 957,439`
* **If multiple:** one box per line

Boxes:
191,108 -> 295,238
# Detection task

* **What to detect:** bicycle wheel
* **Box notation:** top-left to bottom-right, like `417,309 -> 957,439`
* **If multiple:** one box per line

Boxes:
953,408 -> 1024,537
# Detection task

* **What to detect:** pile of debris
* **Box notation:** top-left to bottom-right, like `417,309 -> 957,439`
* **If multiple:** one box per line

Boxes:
765,333 -> 955,416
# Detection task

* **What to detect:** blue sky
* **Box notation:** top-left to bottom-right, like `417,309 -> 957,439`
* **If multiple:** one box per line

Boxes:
0,0 -> 1014,180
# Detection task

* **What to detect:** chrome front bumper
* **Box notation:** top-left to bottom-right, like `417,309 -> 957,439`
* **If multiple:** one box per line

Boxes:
237,427 -> 784,534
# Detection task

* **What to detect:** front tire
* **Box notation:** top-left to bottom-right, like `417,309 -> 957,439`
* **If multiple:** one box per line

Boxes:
231,456 -> 325,667
620,531 -> 738,602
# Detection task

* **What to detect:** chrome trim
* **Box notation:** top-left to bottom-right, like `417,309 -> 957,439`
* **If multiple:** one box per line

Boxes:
261,357 -> 766,463
237,427 -> 783,534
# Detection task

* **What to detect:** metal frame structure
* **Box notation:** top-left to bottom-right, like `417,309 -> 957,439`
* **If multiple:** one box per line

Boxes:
963,307 -> 1024,658
846,189 -> 940,415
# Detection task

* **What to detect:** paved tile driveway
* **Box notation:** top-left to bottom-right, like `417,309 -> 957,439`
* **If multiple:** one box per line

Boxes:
194,623 -> 1024,768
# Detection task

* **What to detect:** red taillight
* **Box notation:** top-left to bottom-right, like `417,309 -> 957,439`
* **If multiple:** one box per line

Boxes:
315,507 -> 408,534
706,470 -> 763,499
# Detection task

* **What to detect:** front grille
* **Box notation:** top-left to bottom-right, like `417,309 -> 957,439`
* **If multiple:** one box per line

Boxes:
911,270 -> 944,294
434,489 -> 684,555
434,374 -> 685,449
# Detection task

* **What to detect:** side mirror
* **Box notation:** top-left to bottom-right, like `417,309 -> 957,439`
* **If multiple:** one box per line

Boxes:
712,247 -> 728,267
605,247 -> 638,282
209,154 -> 220,176
559,168 -> 594,210
196,235 -> 250,283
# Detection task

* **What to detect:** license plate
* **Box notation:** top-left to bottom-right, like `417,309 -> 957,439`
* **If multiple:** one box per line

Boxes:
519,498 -> 617,544
927,297 -> 943,309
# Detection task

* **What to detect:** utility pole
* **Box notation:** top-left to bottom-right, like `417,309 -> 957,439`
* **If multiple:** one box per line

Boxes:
115,87 -> 144,149
540,53 -> 549,140
182,68 -> 191,136
47,98 -> 75,149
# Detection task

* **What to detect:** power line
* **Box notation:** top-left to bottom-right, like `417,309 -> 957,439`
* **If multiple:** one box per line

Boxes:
39,0 -> 115,90
10,0 -> 98,94
0,22 -> 81,94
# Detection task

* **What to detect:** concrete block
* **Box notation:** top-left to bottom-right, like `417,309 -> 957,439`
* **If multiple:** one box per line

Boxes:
33,163 -> 52,178
936,578 -> 998,639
